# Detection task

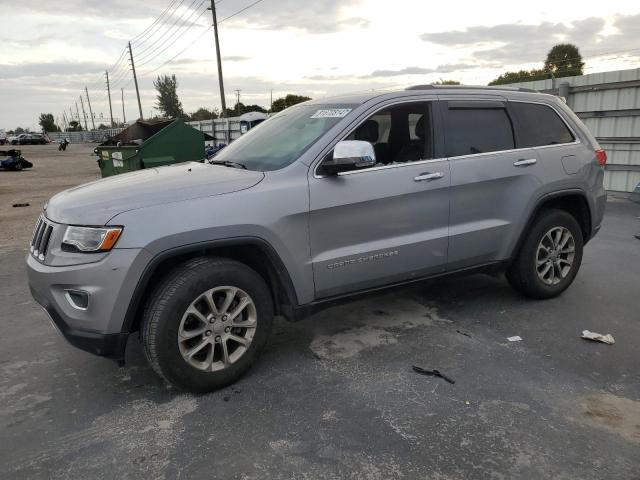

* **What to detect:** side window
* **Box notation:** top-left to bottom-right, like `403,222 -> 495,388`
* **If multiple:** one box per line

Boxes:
444,105 -> 514,157
346,102 -> 433,166
511,102 -> 575,147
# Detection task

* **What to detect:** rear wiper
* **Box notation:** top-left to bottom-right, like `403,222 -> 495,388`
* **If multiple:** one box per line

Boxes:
209,159 -> 247,169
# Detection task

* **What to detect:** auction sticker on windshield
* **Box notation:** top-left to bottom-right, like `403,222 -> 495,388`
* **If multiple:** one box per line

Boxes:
311,109 -> 352,118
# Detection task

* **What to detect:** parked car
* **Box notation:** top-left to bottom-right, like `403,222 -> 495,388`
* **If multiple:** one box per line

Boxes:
27,85 -> 606,392
11,133 -> 48,145
0,130 -> 7,145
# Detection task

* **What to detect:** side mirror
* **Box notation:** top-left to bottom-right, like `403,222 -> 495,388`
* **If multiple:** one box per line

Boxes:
320,140 -> 376,175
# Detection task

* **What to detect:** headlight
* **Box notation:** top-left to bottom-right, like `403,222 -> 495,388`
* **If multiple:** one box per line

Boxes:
62,226 -> 122,252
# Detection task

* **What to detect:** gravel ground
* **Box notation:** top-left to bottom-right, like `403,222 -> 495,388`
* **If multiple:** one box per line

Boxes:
1,145 -> 639,479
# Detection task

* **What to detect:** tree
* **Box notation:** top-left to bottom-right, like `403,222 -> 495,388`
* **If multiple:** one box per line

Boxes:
15,127 -> 25,134
153,74 -> 185,119
489,69 -> 548,85
190,107 -> 219,121
38,113 -> 59,132
489,43 -> 585,85
432,79 -> 460,85
67,121 -> 82,132
544,43 -> 584,78
97,124 -> 110,130
270,94 -> 311,113
224,103 -> 268,117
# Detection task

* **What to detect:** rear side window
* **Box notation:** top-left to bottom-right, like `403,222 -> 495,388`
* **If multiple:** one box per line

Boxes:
444,105 -> 515,157
511,102 -> 574,147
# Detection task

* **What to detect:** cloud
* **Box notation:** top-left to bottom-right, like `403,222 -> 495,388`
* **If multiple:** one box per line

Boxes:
368,63 -> 479,77
222,56 -> 251,62
421,15 -> 640,64
0,61 -> 105,80
307,62 -> 487,81
225,0 -> 367,33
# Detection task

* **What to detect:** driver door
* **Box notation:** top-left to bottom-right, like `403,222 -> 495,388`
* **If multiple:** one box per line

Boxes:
308,100 -> 450,299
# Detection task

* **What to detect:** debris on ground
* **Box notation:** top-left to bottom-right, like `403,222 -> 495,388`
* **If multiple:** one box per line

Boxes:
456,329 -> 472,337
412,365 -> 455,384
12,203 -> 30,208
507,336 -> 522,342
581,330 -> 615,345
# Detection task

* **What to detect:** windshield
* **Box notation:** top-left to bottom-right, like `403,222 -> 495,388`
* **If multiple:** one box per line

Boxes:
213,104 -> 356,171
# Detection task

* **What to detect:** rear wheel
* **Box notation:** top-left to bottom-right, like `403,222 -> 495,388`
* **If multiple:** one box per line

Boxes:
506,209 -> 584,299
141,257 -> 274,392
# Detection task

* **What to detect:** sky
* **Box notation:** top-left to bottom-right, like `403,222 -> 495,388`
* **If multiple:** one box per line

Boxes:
1,0 -> 640,131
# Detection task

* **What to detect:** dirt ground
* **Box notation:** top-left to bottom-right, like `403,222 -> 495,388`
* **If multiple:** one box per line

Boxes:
0,143 -> 100,251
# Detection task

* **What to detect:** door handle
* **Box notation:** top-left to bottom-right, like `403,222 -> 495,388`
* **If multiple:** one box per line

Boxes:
513,158 -> 537,167
414,172 -> 444,182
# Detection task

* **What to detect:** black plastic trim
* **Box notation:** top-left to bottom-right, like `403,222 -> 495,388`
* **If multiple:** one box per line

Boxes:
291,260 -> 508,321
31,286 -> 129,359
120,236 -> 299,333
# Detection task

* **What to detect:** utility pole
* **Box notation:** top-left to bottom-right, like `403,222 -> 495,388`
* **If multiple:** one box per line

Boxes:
128,41 -> 143,119
121,88 -> 126,125
270,90 -> 273,113
106,71 -> 114,128
209,0 -> 227,118
85,87 -> 96,130
234,89 -> 241,114
79,96 -> 88,131
74,103 -> 81,129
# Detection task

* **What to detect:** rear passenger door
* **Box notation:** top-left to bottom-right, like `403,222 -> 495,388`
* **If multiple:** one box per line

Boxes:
443,99 -> 544,270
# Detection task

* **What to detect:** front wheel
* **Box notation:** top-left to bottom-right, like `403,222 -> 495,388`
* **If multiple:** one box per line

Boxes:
506,209 -> 584,299
141,257 -> 274,392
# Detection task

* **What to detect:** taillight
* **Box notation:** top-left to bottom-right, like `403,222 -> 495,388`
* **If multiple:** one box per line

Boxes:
595,149 -> 607,167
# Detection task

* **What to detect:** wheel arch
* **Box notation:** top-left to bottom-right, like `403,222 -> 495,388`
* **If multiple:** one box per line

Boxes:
121,237 -> 299,335
512,190 -> 593,260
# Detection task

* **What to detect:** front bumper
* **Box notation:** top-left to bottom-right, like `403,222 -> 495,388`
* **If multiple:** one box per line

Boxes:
27,248 -> 151,360
32,293 -> 129,359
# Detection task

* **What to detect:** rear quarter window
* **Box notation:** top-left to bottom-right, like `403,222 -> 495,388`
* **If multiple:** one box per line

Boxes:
511,102 -> 575,147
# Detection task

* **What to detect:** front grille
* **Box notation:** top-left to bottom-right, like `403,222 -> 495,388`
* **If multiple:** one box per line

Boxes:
30,216 -> 54,261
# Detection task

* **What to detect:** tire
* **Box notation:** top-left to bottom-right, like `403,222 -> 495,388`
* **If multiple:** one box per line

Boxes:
141,257 -> 274,393
506,209 -> 584,299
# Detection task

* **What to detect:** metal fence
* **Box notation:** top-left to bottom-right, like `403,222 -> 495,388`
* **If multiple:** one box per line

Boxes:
501,67 -> 640,193
47,129 -> 124,143
186,112 -> 268,144
48,112 -> 266,146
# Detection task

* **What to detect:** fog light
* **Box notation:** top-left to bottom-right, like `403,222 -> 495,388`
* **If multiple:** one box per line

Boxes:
65,290 -> 89,310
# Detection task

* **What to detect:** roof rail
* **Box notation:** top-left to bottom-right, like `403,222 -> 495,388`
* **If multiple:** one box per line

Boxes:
406,84 -> 538,93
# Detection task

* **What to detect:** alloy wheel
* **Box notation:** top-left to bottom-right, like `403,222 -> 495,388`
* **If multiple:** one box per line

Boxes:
177,286 -> 257,371
535,226 -> 576,285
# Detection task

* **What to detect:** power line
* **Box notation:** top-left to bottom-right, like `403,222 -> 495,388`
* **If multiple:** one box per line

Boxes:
138,24 -> 212,77
131,0 -> 181,45
134,0 -> 223,64
218,0 -> 264,23
134,0 -> 194,57
137,0 -> 266,77
136,2 -> 209,66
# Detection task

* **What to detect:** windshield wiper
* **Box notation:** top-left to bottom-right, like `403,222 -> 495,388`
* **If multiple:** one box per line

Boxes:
209,159 -> 247,169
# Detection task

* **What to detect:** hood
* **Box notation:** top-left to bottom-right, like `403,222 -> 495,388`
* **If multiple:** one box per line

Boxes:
46,162 -> 264,225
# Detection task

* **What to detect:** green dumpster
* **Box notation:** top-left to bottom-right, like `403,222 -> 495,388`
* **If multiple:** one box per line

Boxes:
96,118 -> 205,177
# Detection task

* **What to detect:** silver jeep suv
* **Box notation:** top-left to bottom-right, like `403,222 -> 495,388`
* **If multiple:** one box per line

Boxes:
27,86 -> 607,392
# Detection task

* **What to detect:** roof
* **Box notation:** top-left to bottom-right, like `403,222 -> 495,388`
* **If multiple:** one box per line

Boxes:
307,85 -> 552,106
